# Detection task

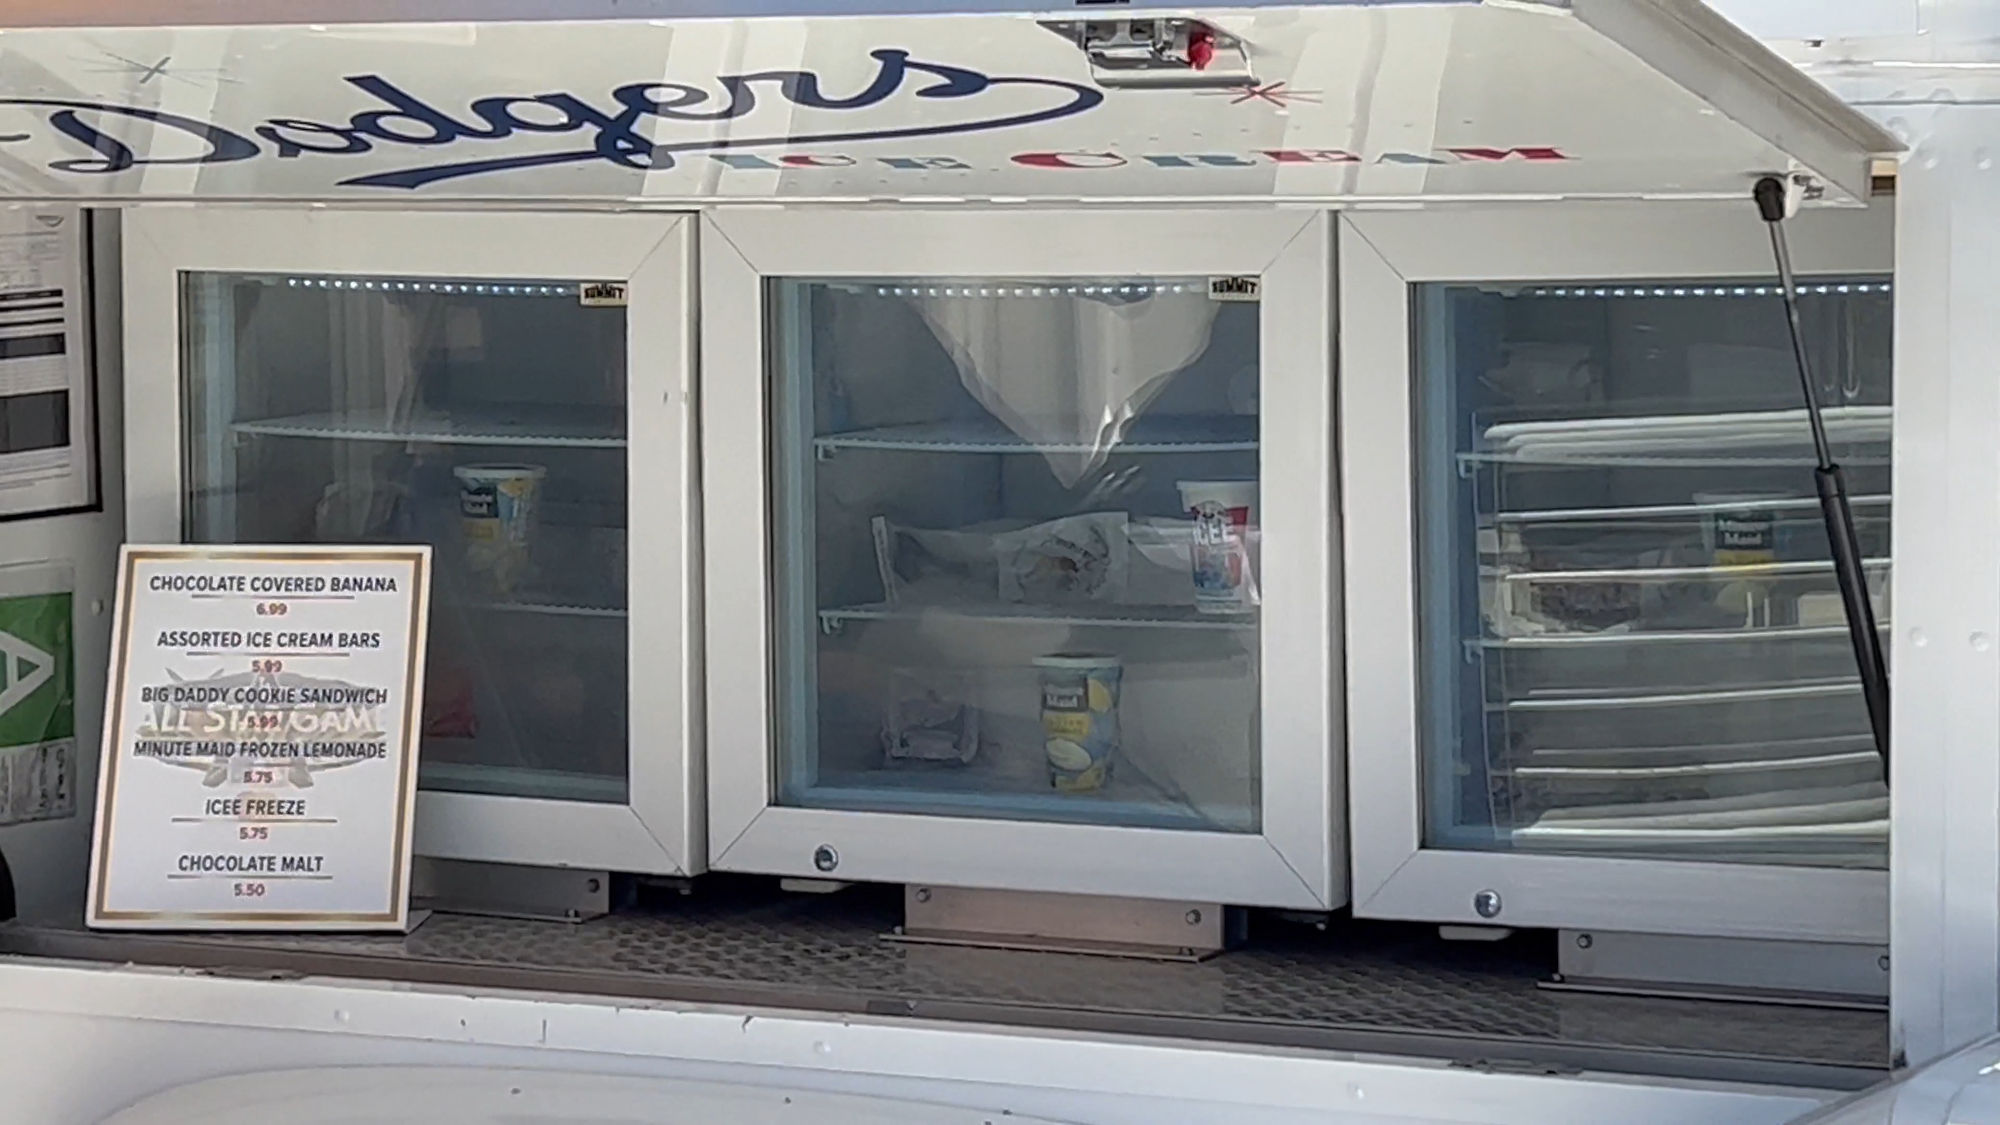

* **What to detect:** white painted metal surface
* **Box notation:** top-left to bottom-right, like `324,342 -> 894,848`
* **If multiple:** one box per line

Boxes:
0,2 -> 1893,205
1731,1 -> 2000,1066
98,1067 -> 1076,1125
119,208 -> 703,876
1782,1033 -> 2000,1124
701,209 -> 1341,907
1338,201 -> 1895,942
0,957 -> 1838,1125
1872,100 -> 2000,1072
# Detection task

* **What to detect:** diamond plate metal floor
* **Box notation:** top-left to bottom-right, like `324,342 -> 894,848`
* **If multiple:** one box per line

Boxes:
1,880 -> 1888,1089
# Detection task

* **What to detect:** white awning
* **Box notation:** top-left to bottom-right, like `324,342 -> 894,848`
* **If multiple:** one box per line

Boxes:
0,0 -> 1898,204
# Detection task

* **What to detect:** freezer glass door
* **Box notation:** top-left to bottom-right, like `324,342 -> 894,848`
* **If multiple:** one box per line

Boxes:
1415,277 -> 1892,869
767,277 -> 1262,832
179,272 -> 630,805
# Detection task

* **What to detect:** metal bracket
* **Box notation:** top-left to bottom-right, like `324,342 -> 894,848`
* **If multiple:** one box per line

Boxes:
1040,18 -> 1254,90
1760,168 -> 1822,218
412,858 -> 609,924
888,885 -> 1232,961
1547,929 -> 1888,1009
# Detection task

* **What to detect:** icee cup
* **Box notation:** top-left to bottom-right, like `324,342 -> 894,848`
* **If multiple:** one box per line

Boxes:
454,463 -> 545,596
1036,653 -> 1121,792
1178,479 -> 1257,614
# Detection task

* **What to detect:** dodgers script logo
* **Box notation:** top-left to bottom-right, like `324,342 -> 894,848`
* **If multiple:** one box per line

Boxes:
0,49 -> 1101,189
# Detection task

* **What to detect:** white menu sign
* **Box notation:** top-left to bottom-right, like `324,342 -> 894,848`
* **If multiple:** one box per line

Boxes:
88,545 -> 431,931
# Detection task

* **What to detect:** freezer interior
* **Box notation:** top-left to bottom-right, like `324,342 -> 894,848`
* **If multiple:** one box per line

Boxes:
1413,276 -> 1893,869
767,277 -> 1263,833
178,271 -> 632,805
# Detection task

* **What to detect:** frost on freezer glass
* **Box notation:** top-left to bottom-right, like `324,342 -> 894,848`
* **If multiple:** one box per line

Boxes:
179,272 -> 630,805
769,278 -> 1261,832
1415,279 -> 1892,869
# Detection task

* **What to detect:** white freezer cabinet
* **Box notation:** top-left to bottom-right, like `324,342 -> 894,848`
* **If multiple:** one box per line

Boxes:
700,210 -> 1344,909
118,201 -> 1892,935
1341,204 -> 1894,943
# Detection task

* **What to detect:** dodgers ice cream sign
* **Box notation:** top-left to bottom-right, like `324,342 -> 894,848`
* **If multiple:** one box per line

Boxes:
0,50 -> 1103,189
0,48 -> 1567,194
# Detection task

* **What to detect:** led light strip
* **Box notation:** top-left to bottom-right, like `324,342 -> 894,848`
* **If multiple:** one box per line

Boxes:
283,277 -> 573,297
865,283 -> 1197,298
1525,283 -> 1893,299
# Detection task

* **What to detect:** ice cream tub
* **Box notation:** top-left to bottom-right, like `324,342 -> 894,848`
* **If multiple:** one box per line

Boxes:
1037,653 -> 1121,792
1178,479 -> 1257,613
455,464 -> 545,595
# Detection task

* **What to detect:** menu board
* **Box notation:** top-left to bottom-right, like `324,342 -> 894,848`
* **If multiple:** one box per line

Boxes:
87,545 -> 431,931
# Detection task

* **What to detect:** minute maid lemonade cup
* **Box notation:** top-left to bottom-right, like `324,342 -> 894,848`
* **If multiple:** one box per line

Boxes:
1695,490 -> 1790,626
1696,490 -> 1791,567
1036,654 -> 1121,792
455,464 -> 546,596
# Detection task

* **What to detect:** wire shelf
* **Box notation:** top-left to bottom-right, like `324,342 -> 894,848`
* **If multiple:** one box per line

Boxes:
1487,494 -> 1892,526
1460,450 -> 1891,471
1498,677 -> 1862,713
1494,557 -> 1890,585
473,600 -> 626,620
233,407 -> 625,449
818,601 -> 1253,632
814,414 -> 1257,457
1477,622 -> 1889,650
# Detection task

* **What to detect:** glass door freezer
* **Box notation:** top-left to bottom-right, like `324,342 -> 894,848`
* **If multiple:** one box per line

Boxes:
119,208 -> 701,875
1339,201 -> 1894,944
700,210 -> 1341,907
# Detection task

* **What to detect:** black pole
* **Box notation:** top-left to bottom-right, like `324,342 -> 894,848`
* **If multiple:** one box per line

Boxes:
1752,176 -> 1891,777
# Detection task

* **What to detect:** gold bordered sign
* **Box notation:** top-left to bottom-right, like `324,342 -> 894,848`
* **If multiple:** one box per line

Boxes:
87,545 -> 431,931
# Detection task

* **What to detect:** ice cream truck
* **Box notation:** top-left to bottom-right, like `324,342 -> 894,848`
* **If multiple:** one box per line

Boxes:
1,0 -> 1999,1121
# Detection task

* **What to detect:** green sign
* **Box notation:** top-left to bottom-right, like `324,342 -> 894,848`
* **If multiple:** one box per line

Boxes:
0,589 -> 74,826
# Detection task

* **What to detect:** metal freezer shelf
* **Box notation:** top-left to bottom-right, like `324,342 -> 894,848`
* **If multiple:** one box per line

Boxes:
232,406 -> 626,448
819,601 -> 1252,633
1509,749 -> 1881,781
1476,622 -> 1887,650
1519,783 -> 1886,831
1488,494 -> 1892,526
1520,732 -> 1876,765
802,766 -> 1253,834
1496,557 -> 1890,585
417,760 -> 626,804
1462,406 -> 1891,471
473,599 -> 626,619
1497,677 -> 1861,712
813,414 -> 1256,457
1518,817 -> 1886,849
1478,406 -> 1891,450
1461,450 -> 1893,470
1515,821 -> 1886,853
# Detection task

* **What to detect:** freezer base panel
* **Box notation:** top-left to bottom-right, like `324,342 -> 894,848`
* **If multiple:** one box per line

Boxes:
0,877 -> 1886,1092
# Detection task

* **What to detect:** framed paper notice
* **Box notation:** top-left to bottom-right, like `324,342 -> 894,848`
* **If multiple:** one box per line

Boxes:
0,207 -> 96,522
87,545 -> 431,931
